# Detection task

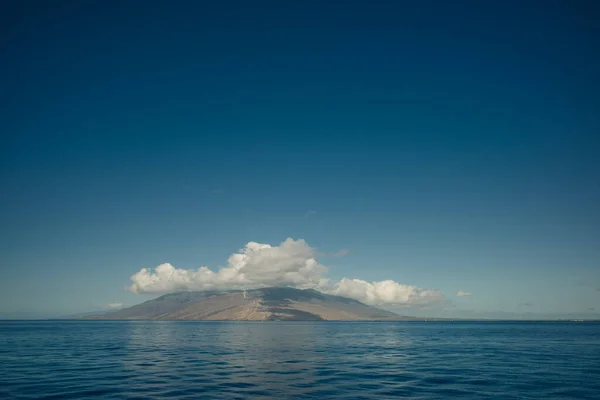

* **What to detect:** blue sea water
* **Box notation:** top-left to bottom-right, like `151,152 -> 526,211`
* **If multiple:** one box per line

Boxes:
1,321 -> 599,399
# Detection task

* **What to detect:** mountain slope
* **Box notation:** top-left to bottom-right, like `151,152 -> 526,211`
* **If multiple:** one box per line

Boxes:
85,287 -> 406,321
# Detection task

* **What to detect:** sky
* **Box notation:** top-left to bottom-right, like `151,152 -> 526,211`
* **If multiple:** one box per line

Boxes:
1,0 -> 599,319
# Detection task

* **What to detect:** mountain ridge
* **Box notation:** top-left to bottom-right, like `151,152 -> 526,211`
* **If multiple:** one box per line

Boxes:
84,287 -> 414,321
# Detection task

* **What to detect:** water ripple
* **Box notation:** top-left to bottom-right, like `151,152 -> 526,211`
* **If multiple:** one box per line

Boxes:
1,321 -> 599,399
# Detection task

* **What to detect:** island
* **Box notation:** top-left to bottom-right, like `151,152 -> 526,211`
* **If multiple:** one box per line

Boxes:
84,287 -> 422,321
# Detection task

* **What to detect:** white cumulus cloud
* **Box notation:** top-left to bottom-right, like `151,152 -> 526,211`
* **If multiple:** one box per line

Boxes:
456,290 -> 472,297
129,239 -> 328,294
330,278 -> 443,306
128,238 -> 443,306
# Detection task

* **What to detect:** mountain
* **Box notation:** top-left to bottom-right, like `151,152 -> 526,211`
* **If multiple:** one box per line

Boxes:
84,287 -> 411,321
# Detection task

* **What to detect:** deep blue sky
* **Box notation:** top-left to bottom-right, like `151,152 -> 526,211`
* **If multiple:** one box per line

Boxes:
1,0 -> 599,318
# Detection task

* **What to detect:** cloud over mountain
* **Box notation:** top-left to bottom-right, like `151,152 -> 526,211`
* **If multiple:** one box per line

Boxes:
330,278 -> 443,306
129,239 -> 327,294
128,238 -> 443,306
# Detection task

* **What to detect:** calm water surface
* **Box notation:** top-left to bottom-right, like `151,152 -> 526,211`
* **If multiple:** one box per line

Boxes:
1,321 -> 599,399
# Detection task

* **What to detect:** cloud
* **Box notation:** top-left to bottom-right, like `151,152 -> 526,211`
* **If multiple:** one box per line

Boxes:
588,308 -> 595,311
129,239 -> 328,294
128,238 -> 443,306
456,290 -> 472,297
330,278 -> 443,306
304,210 -> 317,219
104,303 -> 123,310
332,249 -> 349,257
317,249 -> 349,257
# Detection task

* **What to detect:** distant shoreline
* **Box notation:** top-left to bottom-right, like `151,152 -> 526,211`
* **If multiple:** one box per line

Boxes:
2,319 -> 599,323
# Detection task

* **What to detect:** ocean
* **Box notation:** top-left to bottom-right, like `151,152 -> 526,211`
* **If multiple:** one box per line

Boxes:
1,321 -> 599,399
